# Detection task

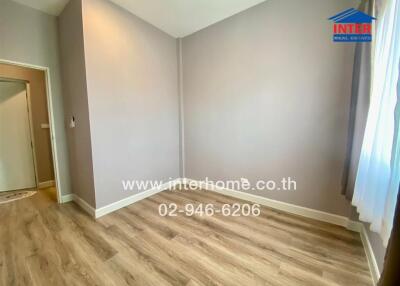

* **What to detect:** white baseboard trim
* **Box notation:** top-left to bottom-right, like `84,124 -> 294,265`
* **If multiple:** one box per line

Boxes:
38,180 -> 55,189
182,178 -> 353,228
360,224 -> 381,285
345,219 -> 363,232
60,193 -> 96,217
60,179 -> 181,219
94,178 -> 182,219
73,195 -> 96,217
60,193 -> 74,203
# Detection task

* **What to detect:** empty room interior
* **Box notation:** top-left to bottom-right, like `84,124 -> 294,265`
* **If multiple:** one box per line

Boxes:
0,0 -> 399,285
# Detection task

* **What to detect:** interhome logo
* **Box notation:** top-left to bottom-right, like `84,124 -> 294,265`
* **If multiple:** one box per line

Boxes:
328,8 -> 376,42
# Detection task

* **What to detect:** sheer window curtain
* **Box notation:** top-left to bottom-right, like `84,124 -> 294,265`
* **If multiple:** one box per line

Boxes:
352,0 -> 400,246
341,0 -> 372,200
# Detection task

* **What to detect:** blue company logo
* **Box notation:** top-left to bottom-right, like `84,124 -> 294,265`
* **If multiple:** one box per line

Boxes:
328,8 -> 376,42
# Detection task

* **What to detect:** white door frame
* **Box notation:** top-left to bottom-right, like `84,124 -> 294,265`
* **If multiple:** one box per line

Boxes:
25,82 -> 39,187
0,59 -> 63,203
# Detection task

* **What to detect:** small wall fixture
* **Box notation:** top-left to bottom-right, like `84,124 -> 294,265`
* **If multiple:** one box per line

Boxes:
69,116 -> 76,128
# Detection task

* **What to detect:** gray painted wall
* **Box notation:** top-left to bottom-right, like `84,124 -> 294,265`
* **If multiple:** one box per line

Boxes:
58,0 -> 96,206
0,0 -> 71,196
182,0 -> 356,216
82,0 -> 180,207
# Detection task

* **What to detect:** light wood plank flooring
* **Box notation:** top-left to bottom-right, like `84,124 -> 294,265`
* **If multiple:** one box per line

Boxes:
0,187 -> 372,286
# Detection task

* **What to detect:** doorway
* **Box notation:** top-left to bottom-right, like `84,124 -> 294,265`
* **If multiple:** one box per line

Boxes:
0,60 -> 61,203
0,80 -> 37,191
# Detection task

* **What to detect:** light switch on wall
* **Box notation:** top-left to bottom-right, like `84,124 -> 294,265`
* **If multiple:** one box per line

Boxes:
41,123 -> 50,129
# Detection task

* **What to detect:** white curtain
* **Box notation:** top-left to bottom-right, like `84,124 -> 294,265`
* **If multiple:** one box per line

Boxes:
352,0 -> 400,246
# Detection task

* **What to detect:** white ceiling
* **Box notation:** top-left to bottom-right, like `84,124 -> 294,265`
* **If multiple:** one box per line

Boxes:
12,0 -> 267,38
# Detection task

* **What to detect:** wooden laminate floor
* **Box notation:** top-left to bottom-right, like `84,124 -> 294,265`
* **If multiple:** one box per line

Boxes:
0,186 -> 373,286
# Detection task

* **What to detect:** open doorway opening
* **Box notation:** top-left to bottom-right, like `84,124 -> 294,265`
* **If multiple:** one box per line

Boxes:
0,62 -> 59,203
